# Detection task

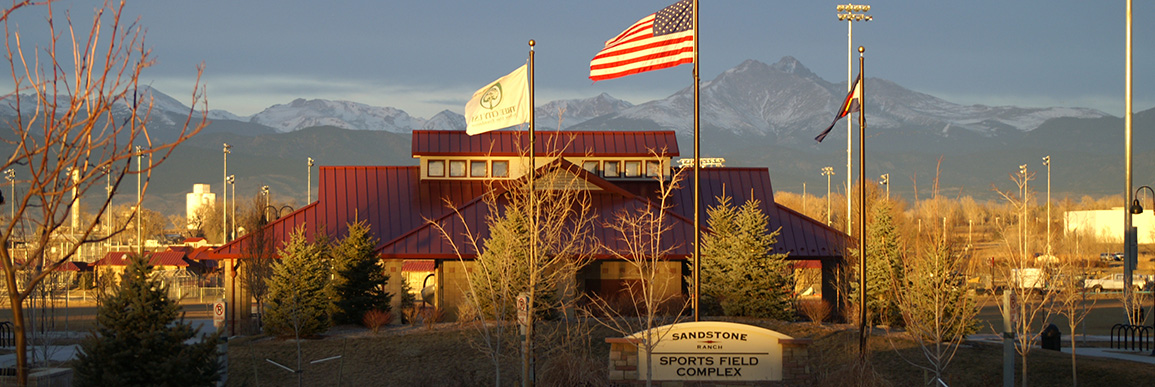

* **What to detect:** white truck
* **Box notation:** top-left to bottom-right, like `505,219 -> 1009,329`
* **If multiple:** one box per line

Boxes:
1083,273 -> 1153,292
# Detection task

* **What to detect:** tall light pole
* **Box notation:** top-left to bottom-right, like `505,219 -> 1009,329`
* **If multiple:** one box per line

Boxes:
307,157 -> 315,204
1019,164 -> 1028,262
222,143 -> 232,244
836,3 -> 871,234
822,167 -> 834,226
879,173 -> 889,199
1043,155 -> 1051,255
1124,0 -> 1136,314
136,146 -> 144,257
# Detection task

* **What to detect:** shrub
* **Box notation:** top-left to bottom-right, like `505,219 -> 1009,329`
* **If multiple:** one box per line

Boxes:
362,309 -> 393,333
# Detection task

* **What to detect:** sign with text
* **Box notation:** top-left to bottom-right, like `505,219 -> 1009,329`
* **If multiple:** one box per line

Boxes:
633,321 -> 792,381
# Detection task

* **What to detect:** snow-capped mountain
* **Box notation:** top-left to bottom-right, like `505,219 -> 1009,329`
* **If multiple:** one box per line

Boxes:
572,57 -> 1107,144
250,98 -> 425,133
534,93 -> 634,130
422,109 -> 467,130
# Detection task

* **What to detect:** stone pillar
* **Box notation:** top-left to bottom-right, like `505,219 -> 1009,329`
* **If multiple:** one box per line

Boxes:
605,337 -> 641,383
779,338 -> 814,386
382,259 -> 404,325
223,259 -> 253,335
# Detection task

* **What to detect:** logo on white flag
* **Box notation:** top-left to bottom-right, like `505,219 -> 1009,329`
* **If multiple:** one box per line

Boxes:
466,64 -> 529,135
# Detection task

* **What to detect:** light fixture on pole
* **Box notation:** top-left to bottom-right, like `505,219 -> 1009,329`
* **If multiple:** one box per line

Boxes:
879,173 -> 889,199
307,157 -> 315,204
261,185 -> 270,223
822,166 -> 834,226
222,143 -> 232,245
836,3 -> 872,234
1043,155 -> 1051,255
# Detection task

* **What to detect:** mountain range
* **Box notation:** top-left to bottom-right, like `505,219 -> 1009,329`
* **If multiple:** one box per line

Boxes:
3,56 -> 1152,215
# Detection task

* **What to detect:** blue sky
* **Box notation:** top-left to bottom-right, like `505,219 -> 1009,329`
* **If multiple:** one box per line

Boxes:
6,0 -> 1153,119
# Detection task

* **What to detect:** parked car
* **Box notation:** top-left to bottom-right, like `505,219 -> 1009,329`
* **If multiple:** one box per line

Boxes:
1100,252 -> 1124,262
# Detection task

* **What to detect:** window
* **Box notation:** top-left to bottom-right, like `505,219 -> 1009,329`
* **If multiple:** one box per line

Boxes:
603,161 -> 620,177
449,160 -> 467,177
582,161 -> 599,175
428,160 -> 445,177
624,161 -> 641,177
646,161 -> 662,177
471,160 -> 487,177
492,160 -> 509,177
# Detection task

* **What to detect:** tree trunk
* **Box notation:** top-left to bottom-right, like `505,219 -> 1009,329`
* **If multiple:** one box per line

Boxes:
7,290 -> 26,386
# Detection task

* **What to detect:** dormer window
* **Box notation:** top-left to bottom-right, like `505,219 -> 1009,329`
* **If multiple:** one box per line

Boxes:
471,161 -> 488,177
428,160 -> 446,177
624,161 -> 641,177
449,160 -> 467,177
646,161 -> 662,177
492,161 -> 509,177
582,161 -> 599,175
604,161 -> 620,177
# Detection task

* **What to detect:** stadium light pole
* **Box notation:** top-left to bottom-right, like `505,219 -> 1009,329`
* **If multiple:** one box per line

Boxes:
307,157 -> 315,204
1043,156 -> 1051,255
822,166 -> 834,226
1019,164 -> 1028,263
136,146 -> 144,257
222,143 -> 232,244
836,3 -> 871,234
1124,0 -> 1137,318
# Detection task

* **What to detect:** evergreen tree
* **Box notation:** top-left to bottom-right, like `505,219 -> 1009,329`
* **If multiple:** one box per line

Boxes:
327,219 -> 392,325
264,228 -> 332,337
72,255 -> 220,386
852,202 -> 905,326
698,194 -> 794,320
469,204 -> 558,319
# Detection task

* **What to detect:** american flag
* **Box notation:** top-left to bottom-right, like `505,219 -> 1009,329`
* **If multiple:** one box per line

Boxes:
589,0 -> 694,82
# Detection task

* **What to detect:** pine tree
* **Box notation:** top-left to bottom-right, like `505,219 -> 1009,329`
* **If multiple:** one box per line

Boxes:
264,228 -> 332,337
469,204 -> 557,319
327,219 -> 392,325
852,202 -> 905,326
72,255 -> 221,386
698,194 -> 794,320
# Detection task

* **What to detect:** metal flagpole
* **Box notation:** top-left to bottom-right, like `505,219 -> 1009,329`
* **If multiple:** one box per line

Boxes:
692,0 -> 701,322
857,46 -> 868,359
525,39 -> 537,387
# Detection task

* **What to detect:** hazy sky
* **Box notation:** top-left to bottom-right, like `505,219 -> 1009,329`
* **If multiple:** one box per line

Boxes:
6,0 -> 1153,119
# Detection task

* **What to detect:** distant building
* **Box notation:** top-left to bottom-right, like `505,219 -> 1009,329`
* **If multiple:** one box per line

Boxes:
1065,207 -> 1155,244
186,183 -> 216,229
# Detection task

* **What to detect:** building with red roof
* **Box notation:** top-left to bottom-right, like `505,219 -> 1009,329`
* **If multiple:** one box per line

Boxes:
211,130 -> 847,330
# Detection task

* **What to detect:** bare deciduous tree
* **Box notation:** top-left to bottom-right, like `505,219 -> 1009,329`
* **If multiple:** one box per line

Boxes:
0,1 -> 206,384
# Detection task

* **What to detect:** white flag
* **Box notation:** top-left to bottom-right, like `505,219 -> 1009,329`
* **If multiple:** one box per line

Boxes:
465,64 -> 530,135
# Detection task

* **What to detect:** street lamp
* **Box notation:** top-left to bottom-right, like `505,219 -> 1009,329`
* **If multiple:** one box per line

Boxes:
1129,184 -> 1154,355
136,146 -> 144,256
822,167 -> 834,226
879,173 -> 889,199
222,143 -> 232,244
307,157 -> 315,204
836,3 -> 872,234
1043,156 -> 1051,255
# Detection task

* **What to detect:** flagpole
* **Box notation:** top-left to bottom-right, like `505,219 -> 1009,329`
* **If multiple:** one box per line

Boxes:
525,39 -> 537,387
691,0 -> 701,323
856,45 -> 868,359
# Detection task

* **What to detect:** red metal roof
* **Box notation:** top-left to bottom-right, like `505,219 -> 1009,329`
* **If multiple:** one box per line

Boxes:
402,260 -> 435,272
211,135 -> 846,262
411,130 -> 680,158
92,252 -> 131,266
149,251 -> 190,267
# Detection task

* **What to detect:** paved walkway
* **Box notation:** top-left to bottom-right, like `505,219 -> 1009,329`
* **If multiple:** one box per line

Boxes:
969,333 -> 1155,364
0,319 -> 216,369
